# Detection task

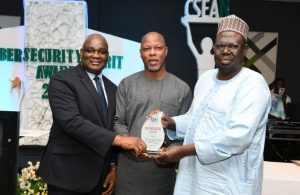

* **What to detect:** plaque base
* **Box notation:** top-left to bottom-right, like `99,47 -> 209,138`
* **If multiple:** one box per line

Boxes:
146,150 -> 160,155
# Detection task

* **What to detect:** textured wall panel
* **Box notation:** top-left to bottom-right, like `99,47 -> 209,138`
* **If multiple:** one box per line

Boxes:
20,0 -> 87,145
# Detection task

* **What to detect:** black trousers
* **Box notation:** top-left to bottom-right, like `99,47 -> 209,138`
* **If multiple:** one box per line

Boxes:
48,184 -> 101,195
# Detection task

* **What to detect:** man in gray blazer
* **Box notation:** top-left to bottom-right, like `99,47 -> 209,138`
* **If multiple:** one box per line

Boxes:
38,34 -> 146,195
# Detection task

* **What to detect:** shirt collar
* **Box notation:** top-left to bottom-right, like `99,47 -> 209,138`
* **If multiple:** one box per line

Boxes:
86,71 -> 103,81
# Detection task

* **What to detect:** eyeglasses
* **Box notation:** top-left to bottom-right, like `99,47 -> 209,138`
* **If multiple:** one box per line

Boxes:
213,43 -> 246,52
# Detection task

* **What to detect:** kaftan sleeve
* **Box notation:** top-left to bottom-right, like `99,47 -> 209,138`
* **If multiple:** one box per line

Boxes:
172,113 -> 192,139
172,78 -> 202,139
167,82 -> 193,140
194,75 -> 271,164
114,79 -> 130,136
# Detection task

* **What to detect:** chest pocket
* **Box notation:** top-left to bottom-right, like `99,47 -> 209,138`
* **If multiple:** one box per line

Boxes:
160,81 -> 185,115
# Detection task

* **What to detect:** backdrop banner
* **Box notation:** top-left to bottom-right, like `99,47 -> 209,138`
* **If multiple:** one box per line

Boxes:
245,31 -> 278,84
0,0 -> 143,145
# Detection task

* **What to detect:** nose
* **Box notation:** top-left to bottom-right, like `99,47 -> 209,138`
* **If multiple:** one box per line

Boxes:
222,45 -> 230,53
149,48 -> 156,55
92,51 -> 101,58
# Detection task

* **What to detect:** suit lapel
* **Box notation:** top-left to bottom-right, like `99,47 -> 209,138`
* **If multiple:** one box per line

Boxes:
103,76 -> 114,129
76,65 -> 108,128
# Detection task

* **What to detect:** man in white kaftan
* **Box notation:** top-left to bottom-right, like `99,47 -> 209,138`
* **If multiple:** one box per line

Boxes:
173,67 -> 270,194
153,15 -> 271,195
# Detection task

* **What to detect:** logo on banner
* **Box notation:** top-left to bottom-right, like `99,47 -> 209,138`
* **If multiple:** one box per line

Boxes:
182,0 -> 228,78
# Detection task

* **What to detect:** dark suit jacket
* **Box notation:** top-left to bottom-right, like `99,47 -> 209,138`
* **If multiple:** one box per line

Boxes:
38,64 -> 117,193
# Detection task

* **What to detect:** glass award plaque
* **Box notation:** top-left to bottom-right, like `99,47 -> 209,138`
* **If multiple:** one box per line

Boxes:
141,111 -> 165,154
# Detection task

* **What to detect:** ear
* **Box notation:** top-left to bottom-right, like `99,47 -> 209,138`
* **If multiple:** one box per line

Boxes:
165,46 -> 168,56
139,49 -> 143,58
80,48 -> 83,58
243,44 -> 249,56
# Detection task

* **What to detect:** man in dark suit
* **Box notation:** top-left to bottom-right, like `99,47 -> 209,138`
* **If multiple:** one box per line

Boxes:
38,34 -> 146,195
